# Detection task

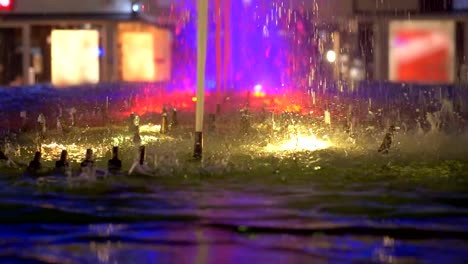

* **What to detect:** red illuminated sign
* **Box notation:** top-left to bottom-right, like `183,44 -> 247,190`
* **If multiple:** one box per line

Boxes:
389,21 -> 455,84
0,0 -> 13,11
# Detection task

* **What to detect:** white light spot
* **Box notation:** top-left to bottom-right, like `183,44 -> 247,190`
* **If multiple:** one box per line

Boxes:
0,0 -> 11,7
254,84 -> 262,92
326,50 -> 336,63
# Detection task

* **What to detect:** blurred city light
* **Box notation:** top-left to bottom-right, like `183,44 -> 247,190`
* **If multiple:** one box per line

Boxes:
326,50 -> 336,63
51,30 -> 100,86
0,0 -> 12,11
266,131 -> 333,153
389,20 -> 455,83
253,84 -> 266,98
121,32 -> 156,81
132,3 -> 141,12
254,84 -> 262,92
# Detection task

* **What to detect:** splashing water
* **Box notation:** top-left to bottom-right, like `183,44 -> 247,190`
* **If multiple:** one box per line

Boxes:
266,130 -> 332,152
41,142 -> 108,162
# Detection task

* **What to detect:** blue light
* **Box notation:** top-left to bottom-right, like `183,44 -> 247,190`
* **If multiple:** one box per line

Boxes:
206,79 -> 216,91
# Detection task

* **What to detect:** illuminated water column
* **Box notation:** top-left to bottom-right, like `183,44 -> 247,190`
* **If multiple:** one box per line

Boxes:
215,0 -> 222,106
223,0 -> 232,94
194,0 -> 208,159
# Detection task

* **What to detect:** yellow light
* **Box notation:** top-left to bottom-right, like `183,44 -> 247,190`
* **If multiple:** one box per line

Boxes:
265,132 -> 333,152
119,25 -> 172,82
51,30 -> 100,86
192,97 -> 198,102
40,142 -> 108,162
140,135 -> 161,145
254,91 -> 266,98
139,124 -> 162,133
121,32 -> 156,82
326,50 -> 336,63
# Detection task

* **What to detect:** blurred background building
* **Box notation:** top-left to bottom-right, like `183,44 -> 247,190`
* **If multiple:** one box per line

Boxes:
0,0 -> 467,87
0,0 -> 178,86
312,0 -> 467,84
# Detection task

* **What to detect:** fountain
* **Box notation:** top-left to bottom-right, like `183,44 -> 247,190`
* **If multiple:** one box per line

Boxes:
0,1 -> 467,263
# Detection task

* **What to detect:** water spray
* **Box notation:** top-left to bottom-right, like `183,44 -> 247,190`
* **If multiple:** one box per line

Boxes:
20,110 -> 27,132
37,113 -> 46,138
208,113 -> 216,133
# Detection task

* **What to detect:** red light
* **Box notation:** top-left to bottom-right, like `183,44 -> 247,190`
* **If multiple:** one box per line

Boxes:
0,0 -> 13,11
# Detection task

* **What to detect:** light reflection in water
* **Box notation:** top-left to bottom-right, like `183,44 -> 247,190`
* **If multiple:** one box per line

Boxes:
40,132 -> 167,162
40,142 -> 108,162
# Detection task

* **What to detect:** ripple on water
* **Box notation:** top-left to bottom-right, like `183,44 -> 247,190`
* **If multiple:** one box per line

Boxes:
0,130 -> 468,262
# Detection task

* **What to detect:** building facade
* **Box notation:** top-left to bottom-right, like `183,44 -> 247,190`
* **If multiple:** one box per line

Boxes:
309,0 -> 468,84
2,0 -> 466,87
0,0 -> 178,86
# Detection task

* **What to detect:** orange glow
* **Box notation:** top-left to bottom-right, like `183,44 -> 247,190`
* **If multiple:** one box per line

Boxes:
51,30 -> 100,86
122,84 -> 312,118
119,23 -> 172,82
125,89 -> 197,117
254,91 -> 266,98
121,33 -> 156,82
